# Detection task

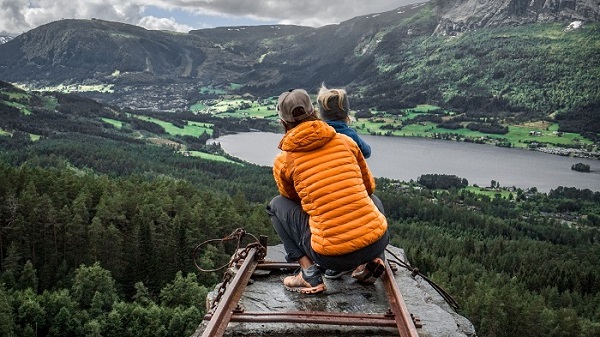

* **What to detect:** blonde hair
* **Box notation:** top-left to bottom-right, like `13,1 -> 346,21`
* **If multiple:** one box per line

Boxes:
317,83 -> 347,112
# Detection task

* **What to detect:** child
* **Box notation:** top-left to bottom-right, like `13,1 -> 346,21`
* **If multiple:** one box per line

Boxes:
316,84 -> 379,280
317,84 -> 371,159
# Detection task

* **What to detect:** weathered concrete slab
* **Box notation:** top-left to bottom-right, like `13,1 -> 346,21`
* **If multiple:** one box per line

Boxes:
193,244 -> 477,337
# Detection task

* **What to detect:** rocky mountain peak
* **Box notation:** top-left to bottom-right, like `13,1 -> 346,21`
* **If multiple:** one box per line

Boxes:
433,0 -> 600,35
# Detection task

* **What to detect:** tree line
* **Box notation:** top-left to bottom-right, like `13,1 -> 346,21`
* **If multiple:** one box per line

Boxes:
376,178 -> 600,337
0,158 -> 277,336
1,103 -> 600,336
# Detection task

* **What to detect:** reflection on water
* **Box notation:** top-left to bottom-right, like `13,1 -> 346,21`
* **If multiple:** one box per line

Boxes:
210,132 -> 600,193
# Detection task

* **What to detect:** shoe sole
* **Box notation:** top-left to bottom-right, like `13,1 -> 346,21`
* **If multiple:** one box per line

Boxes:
284,284 -> 326,294
366,258 -> 386,278
355,258 -> 386,284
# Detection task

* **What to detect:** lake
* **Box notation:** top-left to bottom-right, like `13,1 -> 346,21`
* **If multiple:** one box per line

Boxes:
210,132 -> 600,193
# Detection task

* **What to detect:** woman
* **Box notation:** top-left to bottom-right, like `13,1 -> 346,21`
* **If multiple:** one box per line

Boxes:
266,88 -> 389,294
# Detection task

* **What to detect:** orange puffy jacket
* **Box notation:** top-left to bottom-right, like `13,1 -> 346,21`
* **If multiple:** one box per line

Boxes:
273,120 -> 387,256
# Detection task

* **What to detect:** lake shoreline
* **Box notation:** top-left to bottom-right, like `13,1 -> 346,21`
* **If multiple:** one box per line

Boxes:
210,132 -> 600,193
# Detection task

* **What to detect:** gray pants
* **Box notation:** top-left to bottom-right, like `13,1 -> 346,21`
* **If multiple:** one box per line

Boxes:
266,195 -> 389,271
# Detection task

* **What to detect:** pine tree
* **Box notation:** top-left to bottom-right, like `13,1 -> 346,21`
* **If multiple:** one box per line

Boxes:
0,285 -> 15,337
19,260 -> 38,292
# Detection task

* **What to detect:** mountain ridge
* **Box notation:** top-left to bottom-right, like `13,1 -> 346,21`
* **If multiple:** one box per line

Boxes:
2,0 -> 598,87
433,0 -> 600,35
0,0 -> 598,140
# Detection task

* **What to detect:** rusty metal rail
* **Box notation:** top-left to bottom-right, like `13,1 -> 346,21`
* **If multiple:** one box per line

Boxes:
201,247 -> 261,337
201,252 -> 421,337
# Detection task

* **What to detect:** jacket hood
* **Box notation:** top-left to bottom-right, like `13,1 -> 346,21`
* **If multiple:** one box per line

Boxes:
279,120 -> 336,152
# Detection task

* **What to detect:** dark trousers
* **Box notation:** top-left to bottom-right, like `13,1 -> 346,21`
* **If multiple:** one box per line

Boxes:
266,194 -> 389,271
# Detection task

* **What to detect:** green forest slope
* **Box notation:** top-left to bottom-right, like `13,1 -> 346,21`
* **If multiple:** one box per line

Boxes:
0,83 -> 600,337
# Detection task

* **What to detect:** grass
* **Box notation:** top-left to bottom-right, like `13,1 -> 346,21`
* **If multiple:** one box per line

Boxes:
187,122 -> 214,135
101,118 -> 124,129
237,103 -> 278,118
5,92 -> 29,100
185,95 -> 594,152
4,101 -> 32,115
0,128 -> 39,141
135,116 -> 213,136
505,125 -> 591,148
464,185 -> 514,199
190,102 -> 208,112
178,151 -> 243,165
409,104 -> 441,113
351,103 -> 594,149
227,106 -> 278,119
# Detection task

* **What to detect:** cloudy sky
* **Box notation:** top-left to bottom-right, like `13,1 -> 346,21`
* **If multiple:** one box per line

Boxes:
0,0 -> 424,36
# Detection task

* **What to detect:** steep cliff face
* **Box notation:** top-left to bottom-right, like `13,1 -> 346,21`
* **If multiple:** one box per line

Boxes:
433,0 -> 600,35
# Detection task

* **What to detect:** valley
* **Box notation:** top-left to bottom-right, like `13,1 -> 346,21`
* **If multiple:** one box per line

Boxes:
0,2 -> 599,336
4,82 -> 597,159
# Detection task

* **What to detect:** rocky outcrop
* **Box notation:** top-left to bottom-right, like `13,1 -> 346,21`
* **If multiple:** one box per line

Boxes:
193,244 -> 476,337
433,0 -> 600,35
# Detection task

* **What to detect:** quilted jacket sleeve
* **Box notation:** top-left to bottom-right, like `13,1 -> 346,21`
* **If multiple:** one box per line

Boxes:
273,152 -> 300,200
353,141 -> 376,195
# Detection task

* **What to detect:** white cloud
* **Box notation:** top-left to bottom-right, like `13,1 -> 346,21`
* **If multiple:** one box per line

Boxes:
0,0 -> 145,34
137,16 -> 194,32
0,0 -> 423,35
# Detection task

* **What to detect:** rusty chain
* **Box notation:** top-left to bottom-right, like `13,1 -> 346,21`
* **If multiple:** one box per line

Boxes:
193,228 -> 266,313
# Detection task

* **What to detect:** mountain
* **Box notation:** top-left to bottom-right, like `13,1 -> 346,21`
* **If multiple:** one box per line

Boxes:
1,0 -> 597,87
433,0 -> 600,35
0,19 -> 210,83
0,0 -> 598,139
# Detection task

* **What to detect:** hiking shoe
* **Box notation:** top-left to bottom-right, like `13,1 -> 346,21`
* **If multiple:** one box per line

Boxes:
352,258 -> 386,284
323,269 -> 352,280
283,269 -> 326,294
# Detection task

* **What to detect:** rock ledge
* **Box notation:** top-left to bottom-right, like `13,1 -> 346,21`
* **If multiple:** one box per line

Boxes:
193,244 -> 477,337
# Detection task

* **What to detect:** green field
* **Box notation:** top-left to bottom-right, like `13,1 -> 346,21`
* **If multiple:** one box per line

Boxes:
4,100 -> 32,115
5,91 -> 29,100
0,127 -> 40,141
355,118 -> 590,147
178,150 -> 243,165
353,105 -> 592,149
504,124 -> 592,148
193,96 -> 595,151
190,102 -> 208,112
101,118 -> 124,129
463,185 -> 514,199
237,105 -> 278,119
136,116 -> 213,136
